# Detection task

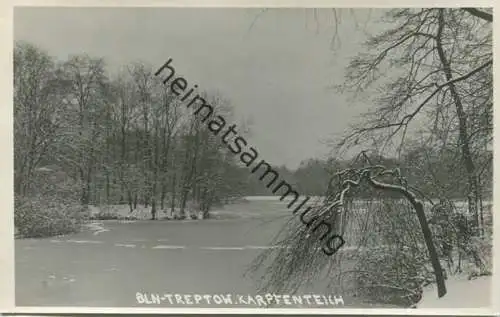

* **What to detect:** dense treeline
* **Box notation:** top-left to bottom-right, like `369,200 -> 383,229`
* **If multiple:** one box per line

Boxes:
243,150 -> 492,201
14,41 -> 249,220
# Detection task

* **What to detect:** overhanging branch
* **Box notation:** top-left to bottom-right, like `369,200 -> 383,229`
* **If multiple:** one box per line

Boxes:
328,164 -> 447,299
462,8 -> 493,22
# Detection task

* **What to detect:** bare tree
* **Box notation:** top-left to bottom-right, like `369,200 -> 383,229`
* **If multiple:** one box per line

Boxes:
336,8 -> 492,233
249,8 -> 492,306
58,55 -> 109,206
249,152 -> 446,302
14,42 -> 65,196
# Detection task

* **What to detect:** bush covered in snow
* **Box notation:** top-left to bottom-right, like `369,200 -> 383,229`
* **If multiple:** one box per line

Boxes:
15,195 -> 85,238
15,167 -> 86,238
350,200 -> 435,306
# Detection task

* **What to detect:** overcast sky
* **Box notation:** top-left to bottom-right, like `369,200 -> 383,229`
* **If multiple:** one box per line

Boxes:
14,7 -> 383,169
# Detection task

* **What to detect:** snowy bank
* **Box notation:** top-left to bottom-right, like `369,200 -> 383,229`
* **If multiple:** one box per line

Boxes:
417,275 -> 492,308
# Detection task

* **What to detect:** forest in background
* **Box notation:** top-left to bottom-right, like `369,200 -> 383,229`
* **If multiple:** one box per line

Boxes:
14,42 -> 252,222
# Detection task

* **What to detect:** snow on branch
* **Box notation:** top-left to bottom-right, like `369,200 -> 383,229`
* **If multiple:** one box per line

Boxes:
248,152 -> 446,298
462,8 -> 493,22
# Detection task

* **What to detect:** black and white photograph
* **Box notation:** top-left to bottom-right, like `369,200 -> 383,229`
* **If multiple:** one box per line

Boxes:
7,4 -> 496,313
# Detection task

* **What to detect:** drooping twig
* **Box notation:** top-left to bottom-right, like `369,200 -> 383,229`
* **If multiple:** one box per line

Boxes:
249,158 -> 447,300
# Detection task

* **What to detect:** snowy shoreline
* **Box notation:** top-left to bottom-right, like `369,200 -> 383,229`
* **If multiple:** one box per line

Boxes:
417,275 -> 492,308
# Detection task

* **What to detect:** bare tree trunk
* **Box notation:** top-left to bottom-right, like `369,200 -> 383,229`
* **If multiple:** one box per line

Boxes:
151,196 -> 157,220
133,128 -> 141,211
413,200 -> 447,297
79,167 -> 87,205
159,128 -> 172,213
436,9 -> 480,233
179,184 -> 189,219
178,147 -> 192,219
105,173 -> 110,203
128,189 -> 133,212
170,172 -> 177,216
160,185 -> 166,210
478,176 -> 485,236
150,122 -> 161,220
366,173 -> 447,298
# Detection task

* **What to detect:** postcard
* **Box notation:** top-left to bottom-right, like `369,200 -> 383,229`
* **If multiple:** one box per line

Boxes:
1,2 -> 497,315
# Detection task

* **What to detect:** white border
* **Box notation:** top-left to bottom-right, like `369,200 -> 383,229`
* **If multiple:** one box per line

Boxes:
4,0 -> 498,7
7,307 -> 500,314
1,1 -> 498,315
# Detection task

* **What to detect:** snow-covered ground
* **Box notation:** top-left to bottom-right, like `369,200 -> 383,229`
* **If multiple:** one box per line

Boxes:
417,275 -> 492,308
